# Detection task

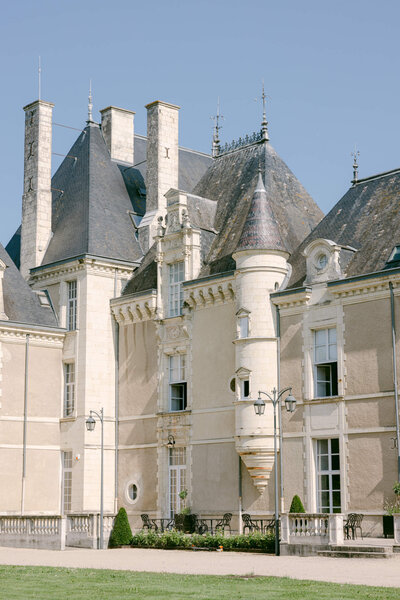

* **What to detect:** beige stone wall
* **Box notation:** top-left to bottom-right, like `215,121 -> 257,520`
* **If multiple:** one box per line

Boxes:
280,313 -> 303,404
118,447 -> 158,529
344,299 -> 393,395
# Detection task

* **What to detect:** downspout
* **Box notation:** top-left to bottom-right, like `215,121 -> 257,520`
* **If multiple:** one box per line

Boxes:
389,282 -> 400,480
277,305 -> 285,512
21,333 -> 30,514
114,269 -> 119,513
238,456 -> 243,534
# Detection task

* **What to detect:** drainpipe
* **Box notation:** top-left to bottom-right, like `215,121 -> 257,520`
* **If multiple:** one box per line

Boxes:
114,269 -> 119,513
276,306 -> 284,512
21,333 -> 30,514
389,282 -> 400,480
238,456 -> 243,534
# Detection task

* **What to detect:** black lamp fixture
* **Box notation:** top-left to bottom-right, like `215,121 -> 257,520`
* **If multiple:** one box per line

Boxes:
167,434 -> 175,448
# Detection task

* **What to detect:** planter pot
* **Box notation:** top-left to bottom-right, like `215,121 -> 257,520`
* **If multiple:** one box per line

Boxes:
383,515 -> 394,538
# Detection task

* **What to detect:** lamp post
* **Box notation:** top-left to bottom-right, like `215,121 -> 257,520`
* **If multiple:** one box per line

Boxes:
86,407 -> 104,549
254,387 -> 296,556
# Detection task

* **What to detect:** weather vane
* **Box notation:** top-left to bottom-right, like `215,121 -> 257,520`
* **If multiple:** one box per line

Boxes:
351,145 -> 360,184
88,79 -> 93,122
38,56 -> 41,101
211,97 -> 224,157
254,81 -> 269,141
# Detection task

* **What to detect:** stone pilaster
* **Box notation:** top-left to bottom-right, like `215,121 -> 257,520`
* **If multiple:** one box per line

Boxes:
20,100 -> 54,279
0,259 -> 7,320
100,106 -> 135,164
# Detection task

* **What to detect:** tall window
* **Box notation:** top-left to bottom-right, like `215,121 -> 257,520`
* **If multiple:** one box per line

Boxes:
168,262 -> 184,317
314,328 -> 337,397
62,451 -> 72,513
169,447 -> 186,517
169,355 -> 187,411
63,363 -> 75,417
239,315 -> 249,338
316,438 -> 341,513
67,281 -> 77,330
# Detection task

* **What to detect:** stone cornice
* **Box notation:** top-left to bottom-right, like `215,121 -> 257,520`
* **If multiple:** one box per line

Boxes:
0,324 -> 65,347
271,288 -> 311,310
329,274 -> 400,303
183,276 -> 235,310
111,290 -> 157,324
30,256 -> 135,285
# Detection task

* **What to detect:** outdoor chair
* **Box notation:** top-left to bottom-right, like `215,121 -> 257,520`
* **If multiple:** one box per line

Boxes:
194,517 -> 209,535
215,513 -> 232,534
141,513 -> 158,532
264,518 -> 276,533
242,513 -> 260,534
343,513 -> 363,540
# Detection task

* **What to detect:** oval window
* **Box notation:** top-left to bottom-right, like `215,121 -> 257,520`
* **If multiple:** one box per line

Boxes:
128,483 -> 138,501
230,377 -> 236,393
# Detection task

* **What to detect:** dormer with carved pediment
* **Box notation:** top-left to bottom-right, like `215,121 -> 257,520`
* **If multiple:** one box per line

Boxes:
303,239 -> 357,285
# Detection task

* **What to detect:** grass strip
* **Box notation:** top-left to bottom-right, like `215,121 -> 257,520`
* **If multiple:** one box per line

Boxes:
0,565 -> 398,600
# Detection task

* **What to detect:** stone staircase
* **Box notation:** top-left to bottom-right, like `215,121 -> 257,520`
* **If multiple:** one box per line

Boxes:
318,544 -> 400,559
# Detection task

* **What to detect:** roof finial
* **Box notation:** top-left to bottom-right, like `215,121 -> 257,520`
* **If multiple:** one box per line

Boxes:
261,81 -> 269,141
38,56 -> 41,101
88,79 -> 93,122
351,145 -> 360,185
211,97 -> 224,157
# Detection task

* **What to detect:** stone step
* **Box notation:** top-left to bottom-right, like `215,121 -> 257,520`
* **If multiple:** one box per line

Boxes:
318,550 -> 396,559
334,545 -> 391,553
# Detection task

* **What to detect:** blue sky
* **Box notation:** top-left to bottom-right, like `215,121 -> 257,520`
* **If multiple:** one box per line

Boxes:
1,0 -> 399,245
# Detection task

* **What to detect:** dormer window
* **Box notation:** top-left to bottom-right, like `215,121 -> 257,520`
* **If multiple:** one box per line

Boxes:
168,262 -> 184,317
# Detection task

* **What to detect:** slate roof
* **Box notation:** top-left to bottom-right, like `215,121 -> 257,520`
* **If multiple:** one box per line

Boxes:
124,137 -> 323,293
236,171 -> 287,253
288,168 -> 400,288
6,128 -> 212,269
192,139 -> 323,275
0,244 -> 58,327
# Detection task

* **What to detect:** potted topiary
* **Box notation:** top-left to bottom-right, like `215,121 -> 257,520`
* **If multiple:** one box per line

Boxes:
108,507 -> 133,548
174,490 -> 196,533
289,495 -> 306,513
383,482 -> 400,538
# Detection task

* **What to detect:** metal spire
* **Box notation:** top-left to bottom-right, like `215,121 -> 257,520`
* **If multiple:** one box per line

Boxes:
211,97 -> 224,157
351,146 -> 360,185
88,79 -> 93,122
261,81 -> 269,141
38,56 -> 41,101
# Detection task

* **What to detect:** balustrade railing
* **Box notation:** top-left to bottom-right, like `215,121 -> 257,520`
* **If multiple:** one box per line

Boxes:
281,513 -> 344,547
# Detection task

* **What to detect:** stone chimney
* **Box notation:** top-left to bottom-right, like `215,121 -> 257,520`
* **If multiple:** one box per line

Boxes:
138,100 -> 180,252
20,100 -> 54,279
100,106 -> 135,164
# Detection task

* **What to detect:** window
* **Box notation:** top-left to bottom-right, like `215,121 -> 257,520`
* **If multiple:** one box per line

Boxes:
62,451 -> 72,513
168,262 -> 184,317
67,281 -> 77,330
63,363 -> 75,417
314,328 -> 337,397
241,378 -> 250,399
239,316 -> 249,338
169,355 -> 187,411
316,438 -> 341,513
168,447 -> 186,517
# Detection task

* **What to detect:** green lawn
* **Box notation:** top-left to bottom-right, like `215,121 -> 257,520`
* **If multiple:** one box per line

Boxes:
0,566 -> 398,600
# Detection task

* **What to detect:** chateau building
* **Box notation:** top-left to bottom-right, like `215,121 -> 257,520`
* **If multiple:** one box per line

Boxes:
0,90 -> 399,546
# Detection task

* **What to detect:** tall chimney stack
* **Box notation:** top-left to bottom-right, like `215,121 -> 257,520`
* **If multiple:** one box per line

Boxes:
20,100 -> 54,279
138,100 -> 180,252
100,106 -> 135,164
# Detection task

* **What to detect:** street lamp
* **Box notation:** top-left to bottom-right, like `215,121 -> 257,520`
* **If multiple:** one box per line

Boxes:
86,407 -> 104,549
254,387 -> 296,556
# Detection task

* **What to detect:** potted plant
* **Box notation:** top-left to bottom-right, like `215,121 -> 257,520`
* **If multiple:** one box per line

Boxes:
383,482 -> 400,538
174,490 -> 196,533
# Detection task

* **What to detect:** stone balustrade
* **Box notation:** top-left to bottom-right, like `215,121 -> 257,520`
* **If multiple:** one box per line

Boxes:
0,514 -> 115,550
394,514 -> 400,544
281,513 -> 344,554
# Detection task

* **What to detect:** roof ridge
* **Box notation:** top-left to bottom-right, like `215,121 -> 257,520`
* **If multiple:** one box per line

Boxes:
354,167 -> 400,185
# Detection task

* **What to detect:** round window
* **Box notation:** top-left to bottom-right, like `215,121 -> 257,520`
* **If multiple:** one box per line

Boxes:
128,483 -> 138,502
316,253 -> 328,270
230,377 -> 236,392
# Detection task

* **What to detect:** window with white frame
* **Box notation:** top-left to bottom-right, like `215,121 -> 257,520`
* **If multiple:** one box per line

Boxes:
169,354 -> 187,411
67,280 -> 77,330
316,438 -> 341,513
62,451 -> 72,513
168,262 -> 184,317
314,328 -> 338,397
241,378 -> 250,399
239,315 -> 249,338
63,363 -> 75,417
168,447 -> 186,517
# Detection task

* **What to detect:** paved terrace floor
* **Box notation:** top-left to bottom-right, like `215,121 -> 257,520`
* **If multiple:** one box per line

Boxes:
0,545 -> 399,588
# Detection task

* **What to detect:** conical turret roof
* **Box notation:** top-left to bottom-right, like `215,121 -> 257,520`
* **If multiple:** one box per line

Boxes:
236,171 -> 288,253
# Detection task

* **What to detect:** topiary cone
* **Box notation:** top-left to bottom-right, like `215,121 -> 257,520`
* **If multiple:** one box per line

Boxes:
289,495 -> 305,513
108,507 -> 133,548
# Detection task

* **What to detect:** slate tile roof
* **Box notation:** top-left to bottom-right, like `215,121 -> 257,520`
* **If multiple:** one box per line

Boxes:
0,244 -> 58,327
288,168 -> 400,288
